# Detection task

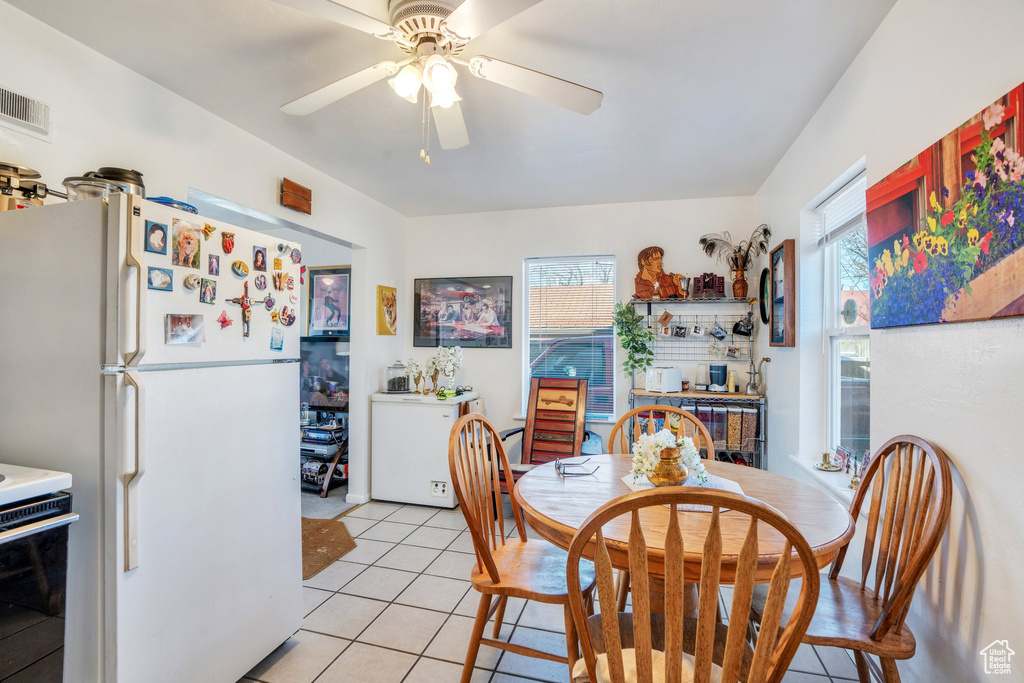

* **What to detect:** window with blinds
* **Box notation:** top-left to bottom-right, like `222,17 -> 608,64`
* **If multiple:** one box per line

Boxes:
817,173 -> 870,460
525,257 -> 616,419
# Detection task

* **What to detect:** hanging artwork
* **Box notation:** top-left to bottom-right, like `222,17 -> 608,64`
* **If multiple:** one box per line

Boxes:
633,246 -> 687,299
413,276 -> 512,348
868,83 -> 1024,328
377,285 -> 397,335
307,266 -> 351,339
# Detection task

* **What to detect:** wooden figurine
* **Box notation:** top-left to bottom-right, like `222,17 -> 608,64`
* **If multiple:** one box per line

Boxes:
634,246 -> 687,299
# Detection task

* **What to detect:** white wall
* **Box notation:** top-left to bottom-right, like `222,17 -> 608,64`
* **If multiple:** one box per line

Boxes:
754,0 -> 1024,679
405,196 -> 757,443
0,4 -> 403,678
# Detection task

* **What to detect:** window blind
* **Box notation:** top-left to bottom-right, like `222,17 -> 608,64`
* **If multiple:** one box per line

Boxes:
817,174 -> 867,246
526,257 -> 615,419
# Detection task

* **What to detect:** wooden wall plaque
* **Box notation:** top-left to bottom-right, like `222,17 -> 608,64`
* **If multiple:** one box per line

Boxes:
281,178 -> 312,215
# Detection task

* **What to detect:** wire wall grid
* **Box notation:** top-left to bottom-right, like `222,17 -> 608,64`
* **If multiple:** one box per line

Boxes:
649,312 -> 754,362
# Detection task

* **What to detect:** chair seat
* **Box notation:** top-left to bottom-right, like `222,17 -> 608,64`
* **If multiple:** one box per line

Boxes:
472,536 -> 595,604
499,462 -> 537,478
751,575 -> 917,659
571,613 -> 746,683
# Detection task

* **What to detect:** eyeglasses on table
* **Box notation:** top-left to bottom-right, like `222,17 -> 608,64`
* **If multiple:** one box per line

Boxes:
555,457 -> 599,477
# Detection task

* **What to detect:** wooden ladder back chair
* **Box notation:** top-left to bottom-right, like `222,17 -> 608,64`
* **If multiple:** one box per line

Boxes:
450,412 -> 596,683
566,488 -> 820,683
608,405 -> 716,612
749,435 -> 952,682
831,435 -> 952,638
609,405 -> 716,461
498,377 -> 589,493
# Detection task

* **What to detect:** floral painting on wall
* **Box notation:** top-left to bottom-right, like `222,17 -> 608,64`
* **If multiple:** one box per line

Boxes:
867,84 -> 1024,328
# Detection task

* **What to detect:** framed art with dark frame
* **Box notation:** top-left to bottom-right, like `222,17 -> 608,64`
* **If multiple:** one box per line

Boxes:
413,275 -> 512,348
769,239 -> 795,347
307,266 -> 351,340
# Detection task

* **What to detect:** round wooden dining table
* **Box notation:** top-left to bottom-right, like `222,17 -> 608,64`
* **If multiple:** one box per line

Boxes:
515,455 -> 854,584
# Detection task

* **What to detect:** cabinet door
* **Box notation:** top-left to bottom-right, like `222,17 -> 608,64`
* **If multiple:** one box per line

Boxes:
371,402 -> 457,507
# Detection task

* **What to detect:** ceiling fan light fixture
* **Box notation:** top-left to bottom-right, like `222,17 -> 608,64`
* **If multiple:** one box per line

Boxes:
388,63 -> 423,100
422,54 -> 457,93
430,87 -> 461,109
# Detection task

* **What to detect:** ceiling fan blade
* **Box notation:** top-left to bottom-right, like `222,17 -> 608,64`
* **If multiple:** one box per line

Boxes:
432,102 -> 470,150
443,0 -> 543,40
462,56 -> 603,115
281,61 -> 399,115
272,0 -> 399,39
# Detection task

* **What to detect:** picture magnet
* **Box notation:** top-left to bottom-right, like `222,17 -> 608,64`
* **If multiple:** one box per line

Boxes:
145,221 -> 167,255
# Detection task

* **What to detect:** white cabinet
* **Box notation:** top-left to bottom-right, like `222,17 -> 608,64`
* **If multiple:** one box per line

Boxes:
370,392 -> 479,508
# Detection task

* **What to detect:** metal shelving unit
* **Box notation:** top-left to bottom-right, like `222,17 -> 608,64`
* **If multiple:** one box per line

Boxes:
629,297 -> 768,469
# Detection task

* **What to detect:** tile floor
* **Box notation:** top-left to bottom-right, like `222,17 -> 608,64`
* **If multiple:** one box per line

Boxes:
244,501 -> 864,683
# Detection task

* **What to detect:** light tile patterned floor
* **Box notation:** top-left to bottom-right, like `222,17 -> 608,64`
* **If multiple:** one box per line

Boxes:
243,502 -> 863,683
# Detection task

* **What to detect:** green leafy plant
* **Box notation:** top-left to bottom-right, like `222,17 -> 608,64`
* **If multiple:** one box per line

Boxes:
613,302 -> 655,378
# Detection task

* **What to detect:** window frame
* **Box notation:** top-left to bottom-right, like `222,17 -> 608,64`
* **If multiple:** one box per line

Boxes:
522,255 -> 616,421
818,174 -> 870,457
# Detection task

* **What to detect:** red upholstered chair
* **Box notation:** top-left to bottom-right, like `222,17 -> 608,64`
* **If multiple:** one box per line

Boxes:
497,377 -> 589,494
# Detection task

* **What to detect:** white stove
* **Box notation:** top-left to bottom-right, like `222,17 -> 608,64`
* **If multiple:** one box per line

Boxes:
0,462 -> 72,507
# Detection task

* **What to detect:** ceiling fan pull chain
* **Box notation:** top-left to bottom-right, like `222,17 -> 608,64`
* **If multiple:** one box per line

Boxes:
425,99 -> 431,165
420,92 -> 429,164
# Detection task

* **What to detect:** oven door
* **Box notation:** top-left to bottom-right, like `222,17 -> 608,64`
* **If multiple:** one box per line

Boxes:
0,511 -> 79,680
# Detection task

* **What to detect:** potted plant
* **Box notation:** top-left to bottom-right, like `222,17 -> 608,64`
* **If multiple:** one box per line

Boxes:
613,302 -> 655,380
698,223 -> 772,298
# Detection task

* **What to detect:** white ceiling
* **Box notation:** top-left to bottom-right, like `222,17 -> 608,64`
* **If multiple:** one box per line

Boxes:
9,0 -> 895,216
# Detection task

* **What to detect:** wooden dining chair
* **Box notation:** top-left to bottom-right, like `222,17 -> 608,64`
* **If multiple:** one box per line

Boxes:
748,435 -> 953,682
497,377 -> 590,494
449,413 -> 597,683
566,487 -> 821,683
608,405 -> 716,611
608,405 -> 715,460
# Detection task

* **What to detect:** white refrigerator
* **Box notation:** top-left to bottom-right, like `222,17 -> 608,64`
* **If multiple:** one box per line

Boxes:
0,194 -> 304,682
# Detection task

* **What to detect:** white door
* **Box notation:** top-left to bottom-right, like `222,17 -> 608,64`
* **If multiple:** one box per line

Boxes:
109,362 -> 302,683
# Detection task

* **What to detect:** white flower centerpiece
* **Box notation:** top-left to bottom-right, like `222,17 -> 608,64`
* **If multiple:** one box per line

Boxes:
434,345 -> 463,390
631,428 -> 708,486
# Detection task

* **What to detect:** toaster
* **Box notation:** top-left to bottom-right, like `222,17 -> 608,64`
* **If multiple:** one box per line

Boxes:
645,366 -> 682,393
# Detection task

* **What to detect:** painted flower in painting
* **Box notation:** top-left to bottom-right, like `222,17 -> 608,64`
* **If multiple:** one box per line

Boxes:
913,250 -> 928,274
979,232 -> 992,255
983,102 -> 1005,130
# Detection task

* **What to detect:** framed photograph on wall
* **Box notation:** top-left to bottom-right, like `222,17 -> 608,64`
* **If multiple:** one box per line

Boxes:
770,239 -> 795,347
413,275 -> 512,348
307,266 -> 351,339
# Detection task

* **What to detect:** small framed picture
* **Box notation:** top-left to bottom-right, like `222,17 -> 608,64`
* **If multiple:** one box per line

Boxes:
692,323 -> 705,337
208,254 -> 220,276
673,325 -> 687,338
270,327 -> 284,352
253,246 -> 268,272
145,221 -> 167,255
165,314 -> 205,344
200,278 -> 216,304
147,267 -> 173,291
171,218 -> 201,269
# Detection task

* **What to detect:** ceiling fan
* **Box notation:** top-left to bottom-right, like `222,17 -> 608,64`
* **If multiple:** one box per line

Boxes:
274,0 -> 604,161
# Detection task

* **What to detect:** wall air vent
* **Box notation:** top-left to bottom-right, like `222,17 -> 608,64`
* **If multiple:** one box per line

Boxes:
0,84 -> 53,142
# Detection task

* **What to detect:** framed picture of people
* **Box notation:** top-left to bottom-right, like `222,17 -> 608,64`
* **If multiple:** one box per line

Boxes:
307,266 -> 351,339
413,275 -> 512,348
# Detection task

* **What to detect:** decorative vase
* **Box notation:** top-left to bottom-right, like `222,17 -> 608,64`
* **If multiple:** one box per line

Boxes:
414,373 -> 424,394
649,447 -> 689,487
445,374 -> 456,391
732,269 -> 748,298
430,370 -> 439,394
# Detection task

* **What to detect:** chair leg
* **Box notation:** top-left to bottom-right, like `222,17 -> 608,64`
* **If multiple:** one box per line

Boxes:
563,602 -> 579,676
853,650 -> 870,683
880,657 -> 901,682
616,570 -> 630,612
491,596 -> 508,638
462,593 -> 493,683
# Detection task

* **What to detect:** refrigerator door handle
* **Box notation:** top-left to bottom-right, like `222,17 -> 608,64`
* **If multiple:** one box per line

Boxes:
123,196 -> 148,368
123,369 -> 146,571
